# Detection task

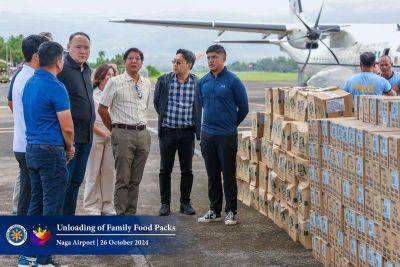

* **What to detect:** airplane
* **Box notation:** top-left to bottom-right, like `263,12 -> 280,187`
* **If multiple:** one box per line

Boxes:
110,0 -> 400,87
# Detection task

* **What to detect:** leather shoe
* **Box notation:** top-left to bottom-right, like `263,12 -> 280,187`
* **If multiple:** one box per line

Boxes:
180,203 -> 196,215
159,204 -> 170,216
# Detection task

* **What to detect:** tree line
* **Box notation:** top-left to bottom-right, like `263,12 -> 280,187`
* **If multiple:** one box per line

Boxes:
0,35 -> 297,76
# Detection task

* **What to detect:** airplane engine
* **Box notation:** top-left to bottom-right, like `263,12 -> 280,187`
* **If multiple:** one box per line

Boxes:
287,30 -> 318,49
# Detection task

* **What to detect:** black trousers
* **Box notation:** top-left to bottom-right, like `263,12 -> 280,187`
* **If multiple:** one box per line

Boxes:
14,152 -> 31,215
201,132 -> 238,215
159,127 -> 195,205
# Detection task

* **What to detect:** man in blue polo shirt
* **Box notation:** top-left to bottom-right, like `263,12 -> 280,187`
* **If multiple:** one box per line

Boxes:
23,41 -> 74,267
197,45 -> 248,225
343,52 -> 394,98
379,55 -> 400,94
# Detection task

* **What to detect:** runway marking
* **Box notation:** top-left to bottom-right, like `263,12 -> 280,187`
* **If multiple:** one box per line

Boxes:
147,126 -> 202,157
249,103 -> 266,108
0,130 -> 13,133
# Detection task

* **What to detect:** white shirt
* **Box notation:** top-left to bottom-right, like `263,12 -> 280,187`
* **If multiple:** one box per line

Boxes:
93,87 -> 104,124
12,64 -> 35,152
100,72 -> 152,125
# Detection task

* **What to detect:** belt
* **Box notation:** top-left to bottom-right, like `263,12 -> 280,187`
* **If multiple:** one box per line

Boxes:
163,126 -> 194,131
112,123 -> 146,131
27,144 -> 65,151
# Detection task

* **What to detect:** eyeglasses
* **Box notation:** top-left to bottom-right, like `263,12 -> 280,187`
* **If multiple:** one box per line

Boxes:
171,59 -> 187,65
134,84 -> 143,99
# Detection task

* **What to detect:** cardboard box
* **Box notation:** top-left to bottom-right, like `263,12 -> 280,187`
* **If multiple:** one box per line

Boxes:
378,98 -> 392,127
271,115 -> 284,146
238,131 -> 252,160
390,100 -> 400,128
308,119 -> 322,145
251,112 -> 265,138
273,201 -> 281,226
391,231 -> 400,263
249,162 -> 259,187
285,181 -> 298,208
278,201 -> 289,232
267,193 -> 275,221
374,193 -> 383,224
259,188 -> 267,216
294,155 -> 309,181
309,163 -> 322,188
288,208 -> 299,241
321,120 -> 330,145
237,180 -> 244,202
277,149 -> 287,179
307,87 -> 352,119
382,198 -> 391,229
250,137 -> 262,163
272,88 -> 285,115
369,96 -> 379,125
363,95 -> 370,122
365,187 -> 375,219
391,201 -> 400,233
295,90 -> 308,121
263,113 -> 273,140
291,121 -> 309,158
297,181 -> 310,218
280,121 -> 292,151
285,151 -> 296,184
265,88 -> 273,114
297,214 -> 312,249
389,134 -> 400,170
238,157 -> 250,183
258,161 -> 268,191
287,88 -> 298,120
250,185 -> 259,210
243,184 -> 251,206
381,166 -> 391,199
356,184 -> 365,214
349,235 -> 359,265
261,138 -> 273,167
267,171 -> 279,197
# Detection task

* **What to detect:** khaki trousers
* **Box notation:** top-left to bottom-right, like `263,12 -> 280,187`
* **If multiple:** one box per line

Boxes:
111,128 -> 151,215
83,126 -> 116,215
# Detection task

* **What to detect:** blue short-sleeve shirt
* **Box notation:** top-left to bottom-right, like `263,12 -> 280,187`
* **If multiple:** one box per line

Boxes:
22,69 -> 70,146
343,72 -> 391,97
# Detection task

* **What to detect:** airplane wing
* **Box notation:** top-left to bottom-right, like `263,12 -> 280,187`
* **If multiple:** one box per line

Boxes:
110,19 -> 289,35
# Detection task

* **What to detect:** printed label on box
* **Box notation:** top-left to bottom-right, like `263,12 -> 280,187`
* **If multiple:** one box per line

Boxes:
323,145 -> 330,159
309,143 -> 315,158
357,130 -> 363,150
383,199 -> 391,220
357,214 -> 365,234
326,98 -> 345,113
375,253 -> 382,267
359,242 -> 366,262
349,128 -> 355,145
343,180 -> 350,199
391,169 -> 399,191
367,246 -> 375,266
392,102 -> 399,119
310,164 -> 316,182
373,135 -> 379,155
350,236 -> 357,256
357,158 -> 363,178
367,219 -> 375,238
382,137 -> 388,156
323,169 -> 329,186
322,121 -> 328,138
337,230 -> 344,247
357,185 -> 364,205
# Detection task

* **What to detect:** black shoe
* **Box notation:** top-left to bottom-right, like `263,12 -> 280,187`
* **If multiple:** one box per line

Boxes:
159,204 -> 170,216
180,203 -> 196,215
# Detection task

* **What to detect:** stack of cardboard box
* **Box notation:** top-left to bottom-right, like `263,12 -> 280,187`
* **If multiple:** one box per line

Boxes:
236,86 -> 353,254
309,95 -> 400,266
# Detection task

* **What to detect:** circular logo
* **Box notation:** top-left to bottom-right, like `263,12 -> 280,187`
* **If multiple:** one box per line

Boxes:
6,224 -> 27,246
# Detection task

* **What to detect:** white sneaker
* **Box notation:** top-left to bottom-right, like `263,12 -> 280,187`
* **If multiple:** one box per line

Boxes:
197,210 -> 222,223
224,211 -> 237,225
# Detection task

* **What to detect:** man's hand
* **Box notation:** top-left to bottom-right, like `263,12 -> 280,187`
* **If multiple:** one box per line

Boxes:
66,146 -> 75,162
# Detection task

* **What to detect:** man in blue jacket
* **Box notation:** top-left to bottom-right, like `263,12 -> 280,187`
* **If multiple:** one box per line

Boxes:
197,45 -> 249,225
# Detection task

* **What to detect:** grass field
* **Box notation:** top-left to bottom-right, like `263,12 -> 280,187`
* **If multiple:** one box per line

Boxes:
150,71 -> 297,82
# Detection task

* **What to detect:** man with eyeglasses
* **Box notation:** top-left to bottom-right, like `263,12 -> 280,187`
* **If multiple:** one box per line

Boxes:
98,47 -> 152,215
154,49 -> 201,216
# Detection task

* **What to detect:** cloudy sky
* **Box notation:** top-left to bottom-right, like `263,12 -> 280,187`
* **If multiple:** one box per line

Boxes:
0,0 -> 399,67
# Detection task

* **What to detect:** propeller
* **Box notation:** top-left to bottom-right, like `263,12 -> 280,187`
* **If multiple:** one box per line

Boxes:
290,0 -> 340,72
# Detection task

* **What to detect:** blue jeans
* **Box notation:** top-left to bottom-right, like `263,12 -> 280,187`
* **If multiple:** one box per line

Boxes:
63,142 -> 92,215
26,144 -> 68,265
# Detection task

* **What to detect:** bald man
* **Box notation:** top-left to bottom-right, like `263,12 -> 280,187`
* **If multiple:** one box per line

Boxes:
379,55 -> 400,94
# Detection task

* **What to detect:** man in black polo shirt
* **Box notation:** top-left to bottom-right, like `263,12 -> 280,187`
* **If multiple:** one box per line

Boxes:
58,32 -> 95,215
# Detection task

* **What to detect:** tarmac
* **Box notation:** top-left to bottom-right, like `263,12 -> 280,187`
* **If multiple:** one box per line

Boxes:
0,81 -> 322,267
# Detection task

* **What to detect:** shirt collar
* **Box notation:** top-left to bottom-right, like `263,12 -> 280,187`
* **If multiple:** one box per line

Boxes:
382,71 -> 394,80
66,53 -> 89,70
209,66 -> 227,78
35,68 -> 57,79
123,71 -> 143,84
